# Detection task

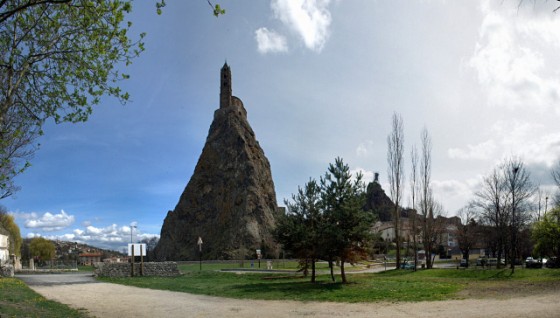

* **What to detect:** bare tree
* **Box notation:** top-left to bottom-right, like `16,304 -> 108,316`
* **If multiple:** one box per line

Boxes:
504,157 -> 535,273
456,205 -> 478,267
533,183 -> 550,222
387,112 -> 405,269
473,157 -> 535,270
418,127 -> 436,269
551,160 -> 560,207
410,145 -> 419,270
473,165 -> 508,267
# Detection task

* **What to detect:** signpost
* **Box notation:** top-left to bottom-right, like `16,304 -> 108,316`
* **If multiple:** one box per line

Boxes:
128,243 -> 146,277
256,249 -> 262,268
197,237 -> 203,271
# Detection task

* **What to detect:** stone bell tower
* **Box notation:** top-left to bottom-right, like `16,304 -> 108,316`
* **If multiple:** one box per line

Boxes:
220,62 -> 232,108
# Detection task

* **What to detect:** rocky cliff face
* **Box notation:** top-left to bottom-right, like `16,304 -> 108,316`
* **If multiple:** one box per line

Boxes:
155,65 -> 279,261
364,181 -> 395,222
364,180 -> 414,222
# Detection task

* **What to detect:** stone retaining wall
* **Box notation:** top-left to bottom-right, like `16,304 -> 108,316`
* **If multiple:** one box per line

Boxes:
94,262 -> 181,278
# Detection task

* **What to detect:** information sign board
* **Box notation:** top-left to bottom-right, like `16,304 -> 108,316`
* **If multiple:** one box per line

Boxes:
128,243 -> 147,256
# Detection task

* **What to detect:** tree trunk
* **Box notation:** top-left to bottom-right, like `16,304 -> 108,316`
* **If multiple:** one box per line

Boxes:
340,258 -> 347,283
395,206 -> 401,269
311,258 -> 316,283
413,215 -> 418,271
497,239 -> 503,269
328,258 -> 335,282
426,244 -> 433,269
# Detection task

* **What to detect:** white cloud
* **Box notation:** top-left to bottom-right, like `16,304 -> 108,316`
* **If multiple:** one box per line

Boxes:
448,119 -> 560,167
491,120 -> 560,167
255,27 -> 288,54
432,177 -> 482,213
85,225 -> 103,235
271,0 -> 332,52
16,210 -> 75,232
356,140 -> 374,157
12,211 -> 158,251
448,140 -> 496,160
350,167 -> 374,185
27,223 -> 160,252
469,1 -> 560,113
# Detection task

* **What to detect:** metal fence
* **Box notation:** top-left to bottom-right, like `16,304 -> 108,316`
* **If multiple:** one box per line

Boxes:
33,260 -> 78,270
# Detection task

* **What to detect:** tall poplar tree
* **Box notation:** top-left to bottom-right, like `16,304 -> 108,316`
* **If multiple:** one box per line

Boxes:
387,112 -> 404,269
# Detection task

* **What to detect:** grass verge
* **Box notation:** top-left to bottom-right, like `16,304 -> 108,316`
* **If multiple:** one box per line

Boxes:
179,260 -> 366,272
0,278 -> 90,317
98,266 -> 560,303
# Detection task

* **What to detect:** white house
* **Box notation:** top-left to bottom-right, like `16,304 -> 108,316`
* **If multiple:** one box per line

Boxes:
0,233 -> 9,264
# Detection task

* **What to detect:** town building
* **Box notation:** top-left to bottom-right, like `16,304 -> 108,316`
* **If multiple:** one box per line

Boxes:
0,233 -> 9,264
79,252 -> 102,265
372,214 -> 461,259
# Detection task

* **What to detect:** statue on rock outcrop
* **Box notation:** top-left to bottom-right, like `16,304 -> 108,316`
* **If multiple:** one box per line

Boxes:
155,63 -> 280,261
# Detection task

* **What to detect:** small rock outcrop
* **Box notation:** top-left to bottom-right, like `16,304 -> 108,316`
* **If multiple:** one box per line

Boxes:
364,175 -> 395,222
364,173 -> 414,222
155,63 -> 279,260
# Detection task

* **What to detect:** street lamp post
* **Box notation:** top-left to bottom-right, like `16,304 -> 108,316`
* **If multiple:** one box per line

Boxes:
256,249 -> 262,268
130,225 -> 137,244
197,237 -> 203,271
386,232 -> 389,255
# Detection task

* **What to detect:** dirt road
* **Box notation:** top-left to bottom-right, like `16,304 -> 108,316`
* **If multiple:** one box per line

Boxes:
28,280 -> 560,318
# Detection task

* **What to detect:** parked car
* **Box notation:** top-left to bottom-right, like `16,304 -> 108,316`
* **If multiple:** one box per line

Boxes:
400,259 -> 416,270
487,258 -> 500,267
525,257 -> 542,269
477,257 -> 505,267
476,257 -> 487,267
546,257 -> 560,268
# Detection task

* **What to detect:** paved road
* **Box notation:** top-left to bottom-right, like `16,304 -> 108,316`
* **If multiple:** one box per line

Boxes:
16,272 -> 97,286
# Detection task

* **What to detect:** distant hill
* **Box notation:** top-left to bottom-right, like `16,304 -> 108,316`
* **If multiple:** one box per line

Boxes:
20,238 -> 124,261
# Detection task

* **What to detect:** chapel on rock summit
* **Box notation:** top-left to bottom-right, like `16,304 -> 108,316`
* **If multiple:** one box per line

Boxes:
155,63 -> 280,261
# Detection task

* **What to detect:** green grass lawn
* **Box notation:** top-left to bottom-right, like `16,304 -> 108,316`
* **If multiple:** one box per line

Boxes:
180,260 -> 366,272
77,265 -> 95,272
99,266 -> 560,303
0,278 -> 90,317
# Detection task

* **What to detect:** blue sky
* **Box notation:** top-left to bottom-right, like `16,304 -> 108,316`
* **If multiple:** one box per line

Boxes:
5,0 -> 560,252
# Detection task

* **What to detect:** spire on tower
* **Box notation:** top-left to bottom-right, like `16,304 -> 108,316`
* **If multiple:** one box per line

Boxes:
220,63 -> 232,108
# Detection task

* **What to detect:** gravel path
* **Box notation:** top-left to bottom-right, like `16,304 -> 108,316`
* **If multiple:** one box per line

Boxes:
29,282 -> 560,318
